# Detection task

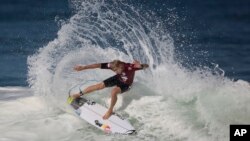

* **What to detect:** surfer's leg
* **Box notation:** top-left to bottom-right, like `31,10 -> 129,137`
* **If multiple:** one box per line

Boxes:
83,82 -> 105,94
103,86 -> 121,119
71,82 -> 105,98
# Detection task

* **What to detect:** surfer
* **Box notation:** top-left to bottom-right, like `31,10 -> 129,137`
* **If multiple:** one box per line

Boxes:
70,60 -> 149,119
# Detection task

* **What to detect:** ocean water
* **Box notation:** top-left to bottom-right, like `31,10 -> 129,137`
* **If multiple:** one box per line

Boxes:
0,0 -> 250,141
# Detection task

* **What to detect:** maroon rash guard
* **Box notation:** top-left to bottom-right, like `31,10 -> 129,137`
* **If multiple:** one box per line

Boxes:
101,62 -> 142,86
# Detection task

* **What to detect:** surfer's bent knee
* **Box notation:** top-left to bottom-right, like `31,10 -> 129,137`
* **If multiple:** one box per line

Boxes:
97,82 -> 105,89
111,87 -> 121,95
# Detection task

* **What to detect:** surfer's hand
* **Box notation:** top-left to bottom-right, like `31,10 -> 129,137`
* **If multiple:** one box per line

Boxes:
141,64 -> 149,69
133,60 -> 148,69
133,60 -> 141,68
74,65 -> 85,71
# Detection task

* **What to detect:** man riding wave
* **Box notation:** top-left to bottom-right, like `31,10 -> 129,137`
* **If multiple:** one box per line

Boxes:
70,60 -> 149,119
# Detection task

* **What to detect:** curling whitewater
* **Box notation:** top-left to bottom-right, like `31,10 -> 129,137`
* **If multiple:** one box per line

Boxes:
1,78 -> 250,141
0,87 -> 122,141
2,0 -> 250,141
0,86 -> 170,141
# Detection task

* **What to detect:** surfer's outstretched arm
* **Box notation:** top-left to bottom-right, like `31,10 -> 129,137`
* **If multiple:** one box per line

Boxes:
133,60 -> 149,70
74,63 -> 101,71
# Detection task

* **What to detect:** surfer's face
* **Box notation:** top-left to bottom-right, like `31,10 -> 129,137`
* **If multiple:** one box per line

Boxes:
113,65 -> 124,74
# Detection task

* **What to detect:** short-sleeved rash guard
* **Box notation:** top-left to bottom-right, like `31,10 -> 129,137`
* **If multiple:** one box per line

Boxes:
101,62 -> 142,85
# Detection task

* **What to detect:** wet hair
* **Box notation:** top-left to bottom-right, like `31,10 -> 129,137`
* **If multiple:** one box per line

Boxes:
110,60 -> 124,71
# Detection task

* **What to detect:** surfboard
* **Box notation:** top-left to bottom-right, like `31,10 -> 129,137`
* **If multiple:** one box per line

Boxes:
67,96 -> 136,135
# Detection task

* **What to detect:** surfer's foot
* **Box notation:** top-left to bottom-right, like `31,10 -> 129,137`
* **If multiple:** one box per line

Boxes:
103,109 -> 113,120
71,93 -> 80,99
70,89 -> 85,99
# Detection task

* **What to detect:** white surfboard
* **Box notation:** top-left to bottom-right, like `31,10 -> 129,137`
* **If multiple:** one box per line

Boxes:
68,97 -> 136,135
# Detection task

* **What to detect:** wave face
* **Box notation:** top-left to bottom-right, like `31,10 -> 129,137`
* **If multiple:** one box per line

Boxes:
10,0 -> 249,141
